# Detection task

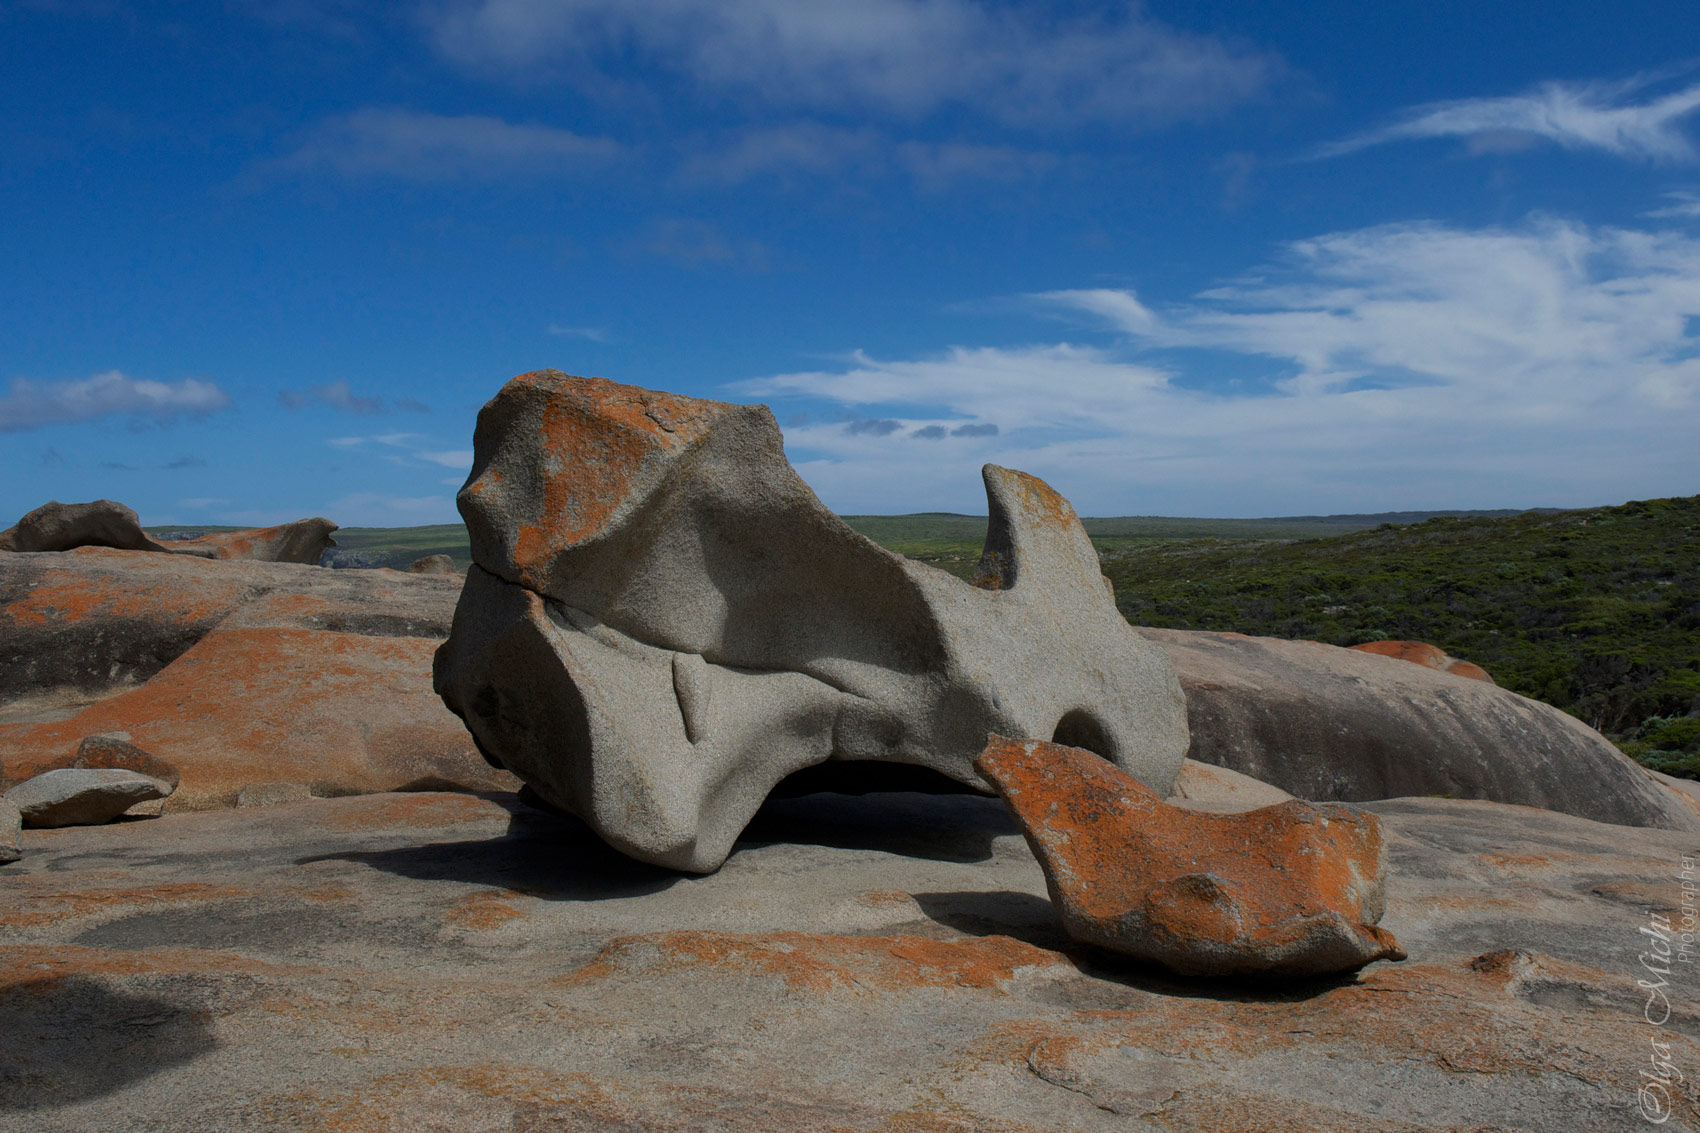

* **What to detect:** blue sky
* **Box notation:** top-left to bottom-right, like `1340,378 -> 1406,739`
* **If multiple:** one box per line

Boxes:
3,0 -> 1699,525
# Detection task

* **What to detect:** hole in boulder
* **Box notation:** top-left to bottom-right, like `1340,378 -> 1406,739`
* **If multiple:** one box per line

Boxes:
1052,709 -> 1116,760
766,760 -> 981,799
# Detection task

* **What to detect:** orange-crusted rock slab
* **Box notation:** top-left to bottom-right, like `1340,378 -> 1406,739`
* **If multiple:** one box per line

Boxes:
0,626 -> 514,806
976,735 -> 1404,978
161,517 -> 338,564
1348,639 -> 1495,684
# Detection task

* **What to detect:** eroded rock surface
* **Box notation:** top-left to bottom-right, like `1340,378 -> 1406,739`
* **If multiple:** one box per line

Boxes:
0,798 -> 18,863
2,788 -> 1693,1130
435,371 -> 1189,873
0,549 -> 513,806
4,767 -> 172,828
1144,627 -> 1698,831
977,736 -> 1404,978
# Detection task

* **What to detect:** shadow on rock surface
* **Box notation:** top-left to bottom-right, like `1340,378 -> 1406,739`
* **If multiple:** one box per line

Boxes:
735,791 -> 1016,864
912,889 -> 1070,951
306,805 -> 684,901
0,976 -> 217,1110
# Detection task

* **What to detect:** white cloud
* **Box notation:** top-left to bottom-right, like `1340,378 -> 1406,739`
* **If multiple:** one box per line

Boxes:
419,449 -> 474,469
1647,190 -> 1700,219
0,370 -> 232,433
272,107 -> 622,180
1316,76 -> 1700,163
321,492 -> 460,525
425,0 -> 1281,127
741,218 -> 1700,515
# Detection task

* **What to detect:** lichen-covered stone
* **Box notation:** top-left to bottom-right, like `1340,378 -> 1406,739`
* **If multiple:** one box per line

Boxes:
1348,638 -> 1495,683
976,735 -> 1405,978
0,499 -> 169,554
435,371 -> 1190,873
160,518 -> 338,564
72,734 -> 181,791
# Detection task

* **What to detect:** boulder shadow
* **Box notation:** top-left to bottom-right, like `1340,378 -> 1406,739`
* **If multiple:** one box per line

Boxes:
912,889 -> 1071,951
735,789 -> 1016,864
0,976 -> 217,1110
301,800 -> 682,902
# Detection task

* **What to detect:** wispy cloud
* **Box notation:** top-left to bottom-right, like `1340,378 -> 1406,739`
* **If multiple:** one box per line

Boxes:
1647,189 -> 1700,219
1315,76 -> 1700,163
627,217 -> 773,269
547,324 -> 613,342
426,0 -> 1281,128
742,218 -> 1700,515
679,122 -> 1054,191
270,107 -> 623,180
279,379 -> 384,413
0,370 -> 231,433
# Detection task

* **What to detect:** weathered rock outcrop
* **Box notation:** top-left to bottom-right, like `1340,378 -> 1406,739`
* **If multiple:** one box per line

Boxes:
1143,627 -> 1697,831
0,549 -> 513,807
4,767 -> 172,828
0,500 -> 336,564
434,371 -> 1191,873
406,554 -> 458,575
1349,638 -> 1494,683
978,736 -> 1403,978
0,499 -> 171,553
159,518 -> 338,564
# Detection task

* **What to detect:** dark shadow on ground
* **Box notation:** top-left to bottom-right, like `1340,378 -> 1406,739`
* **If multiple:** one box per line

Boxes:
735,791 -> 1017,864
300,801 -> 682,901
913,889 -> 1071,951
0,976 -> 218,1110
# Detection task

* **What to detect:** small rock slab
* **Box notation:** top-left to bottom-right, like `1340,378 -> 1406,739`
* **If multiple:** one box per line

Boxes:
976,734 -> 1405,979
4,768 -> 173,828
72,734 -> 181,791
0,797 -> 19,863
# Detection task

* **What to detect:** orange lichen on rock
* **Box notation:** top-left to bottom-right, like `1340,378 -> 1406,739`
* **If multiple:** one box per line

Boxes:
465,372 -> 730,587
0,882 -> 251,930
975,735 -> 1405,978
0,627 -> 507,804
1348,639 -> 1495,684
557,930 -> 1071,994
2,562 -> 249,630
443,889 -> 529,931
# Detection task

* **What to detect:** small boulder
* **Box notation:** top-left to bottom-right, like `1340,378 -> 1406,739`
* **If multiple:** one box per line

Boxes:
0,798 -> 20,863
406,554 -> 458,575
1348,639 -> 1495,684
0,499 -> 168,554
4,767 -> 173,828
976,735 -> 1405,979
72,734 -> 181,791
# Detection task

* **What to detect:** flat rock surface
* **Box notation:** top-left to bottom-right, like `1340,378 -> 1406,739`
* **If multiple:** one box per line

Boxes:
3,788 -> 1697,1130
4,767 -> 172,828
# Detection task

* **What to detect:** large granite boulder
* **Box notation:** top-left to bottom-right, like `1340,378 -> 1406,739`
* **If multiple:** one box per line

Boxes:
1142,627 -> 1698,831
435,371 -> 1190,872
0,499 -> 170,553
0,549 -> 514,808
978,735 -> 1403,978
4,767 -> 172,828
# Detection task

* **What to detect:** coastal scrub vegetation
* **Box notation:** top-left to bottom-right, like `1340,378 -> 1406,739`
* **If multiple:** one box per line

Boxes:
1101,495 -> 1700,777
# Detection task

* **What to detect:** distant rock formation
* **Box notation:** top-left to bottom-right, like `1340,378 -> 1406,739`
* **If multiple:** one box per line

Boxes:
0,499 -> 172,554
978,735 -> 1403,977
160,518 -> 338,564
1349,639 -> 1494,683
0,499 -> 337,565
1142,627 -> 1697,831
406,554 -> 458,575
434,371 -> 1191,872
